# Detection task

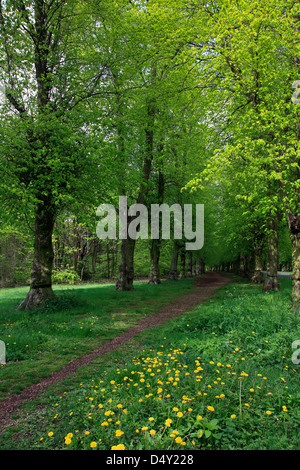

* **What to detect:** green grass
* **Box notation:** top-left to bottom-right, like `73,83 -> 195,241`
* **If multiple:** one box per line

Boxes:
0,276 -> 299,450
0,279 -> 195,400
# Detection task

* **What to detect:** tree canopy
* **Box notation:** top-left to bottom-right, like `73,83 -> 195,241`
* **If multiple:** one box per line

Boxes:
0,0 -> 298,311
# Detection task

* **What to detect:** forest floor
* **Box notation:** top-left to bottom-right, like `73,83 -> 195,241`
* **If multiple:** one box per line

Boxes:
0,272 -> 233,435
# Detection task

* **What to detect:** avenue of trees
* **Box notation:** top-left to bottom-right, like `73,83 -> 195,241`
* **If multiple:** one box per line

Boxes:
0,0 -> 298,312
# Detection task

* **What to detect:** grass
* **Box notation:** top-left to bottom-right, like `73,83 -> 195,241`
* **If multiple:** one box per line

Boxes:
0,278 -> 194,400
0,276 -> 299,450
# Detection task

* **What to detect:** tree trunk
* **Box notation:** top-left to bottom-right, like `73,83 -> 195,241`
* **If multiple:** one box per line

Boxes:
200,259 -> 205,274
148,167 -> 164,285
168,242 -> 179,280
92,239 -> 97,275
263,224 -> 280,292
179,251 -> 186,279
238,253 -> 246,277
252,241 -> 264,284
148,239 -> 161,284
287,213 -> 300,313
116,237 -> 136,291
195,257 -> 201,275
116,75 -> 155,291
18,200 -> 56,310
106,241 -> 110,279
187,251 -> 193,277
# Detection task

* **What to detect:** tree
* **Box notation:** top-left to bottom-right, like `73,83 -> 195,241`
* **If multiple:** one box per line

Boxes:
187,0 -> 299,309
0,0 -> 118,309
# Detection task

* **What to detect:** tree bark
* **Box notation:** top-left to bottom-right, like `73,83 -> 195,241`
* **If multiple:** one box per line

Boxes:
18,199 -> 56,310
238,253 -> 246,277
187,251 -> 193,277
252,240 -> 264,284
179,250 -> 186,279
116,73 -> 155,291
263,222 -> 280,292
195,256 -> 201,275
116,237 -> 136,291
168,241 -> 179,280
148,239 -> 161,284
287,212 -> 300,313
192,254 -> 197,276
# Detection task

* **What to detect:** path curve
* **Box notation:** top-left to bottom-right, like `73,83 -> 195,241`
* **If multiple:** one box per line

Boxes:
0,272 -> 233,435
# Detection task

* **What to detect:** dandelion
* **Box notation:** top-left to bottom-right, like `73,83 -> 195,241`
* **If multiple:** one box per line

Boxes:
177,412 -> 183,418
111,444 -> 125,450
165,419 -> 172,427
231,415 -> 236,419
175,437 -> 182,444
207,406 -> 215,412
65,437 -> 72,445
48,432 -> 54,438
266,410 -> 272,415
116,430 -> 124,437
90,442 -> 97,448
150,430 -> 156,436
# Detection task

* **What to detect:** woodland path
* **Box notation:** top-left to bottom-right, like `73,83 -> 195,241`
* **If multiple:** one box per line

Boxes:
0,272 -> 233,435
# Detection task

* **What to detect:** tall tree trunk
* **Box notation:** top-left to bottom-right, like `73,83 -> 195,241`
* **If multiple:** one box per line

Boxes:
179,250 -> 186,279
192,254 -> 197,276
195,256 -> 201,275
187,251 -> 193,277
252,239 -> 264,284
116,237 -> 136,290
18,199 -> 56,310
148,239 -> 161,284
238,253 -> 246,277
106,242 -> 110,279
116,71 -> 155,291
200,259 -> 205,274
168,241 -> 179,280
148,167 -> 164,285
263,221 -> 280,292
287,212 -> 300,313
92,239 -> 97,275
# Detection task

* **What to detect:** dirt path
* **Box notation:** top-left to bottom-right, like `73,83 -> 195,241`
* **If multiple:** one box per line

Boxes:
0,272 -> 233,434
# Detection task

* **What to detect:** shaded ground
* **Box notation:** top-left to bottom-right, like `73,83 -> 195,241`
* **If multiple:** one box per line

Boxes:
0,272 -> 233,434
